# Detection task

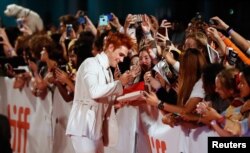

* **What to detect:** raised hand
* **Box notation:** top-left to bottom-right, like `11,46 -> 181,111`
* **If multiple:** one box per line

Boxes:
210,16 -> 229,31
84,15 -> 97,35
109,13 -> 122,31
119,70 -> 134,86
143,91 -> 159,107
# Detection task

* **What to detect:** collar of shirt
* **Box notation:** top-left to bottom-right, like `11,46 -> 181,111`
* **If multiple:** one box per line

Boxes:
96,52 -> 110,70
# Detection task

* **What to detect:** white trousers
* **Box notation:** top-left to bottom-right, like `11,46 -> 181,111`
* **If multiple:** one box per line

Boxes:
71,135 -> 104,153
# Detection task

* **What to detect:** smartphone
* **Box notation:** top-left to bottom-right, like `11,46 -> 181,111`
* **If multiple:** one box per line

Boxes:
127,28 -> 136,38
77,10 -> 86,25
209,19 -> 218,26
107,13 -> 113,21
227,47 -> 238,65
144,83 -> 151,92
78,16 -> 86,25
66,24 -> 73,39
99,15 -> 109,26
16,18 -> 24,28
158,27 -> 166,36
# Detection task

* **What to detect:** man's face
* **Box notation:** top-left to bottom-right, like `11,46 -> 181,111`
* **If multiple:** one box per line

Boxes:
106,44 -> 129,68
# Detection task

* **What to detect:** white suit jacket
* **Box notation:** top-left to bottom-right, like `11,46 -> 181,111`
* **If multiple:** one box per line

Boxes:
66,52 -> 123,140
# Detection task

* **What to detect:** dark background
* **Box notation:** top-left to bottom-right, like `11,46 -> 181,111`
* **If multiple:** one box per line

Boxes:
1,0 -> 250,38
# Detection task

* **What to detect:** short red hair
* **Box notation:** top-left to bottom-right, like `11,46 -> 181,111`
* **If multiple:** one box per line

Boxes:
104,32 -> 135,51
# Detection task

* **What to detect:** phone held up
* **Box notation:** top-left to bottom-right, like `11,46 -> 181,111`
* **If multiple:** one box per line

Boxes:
66,24 -> 73,39
16,18 -> 24,28
209,19 -> 218,26
78,11 -> 86,25
158,27 -> 166,36
227,47 -> 238,65
99,13 -> 113,26
144,83 -> 152,93
99,15 -> 109,26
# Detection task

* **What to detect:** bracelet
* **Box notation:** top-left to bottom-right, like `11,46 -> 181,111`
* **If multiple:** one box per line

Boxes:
157,100 -> 164,110
210,120 -> 217,126
226,26 -> 233,34
228,29 -> 234,35
216,116 -> 225,124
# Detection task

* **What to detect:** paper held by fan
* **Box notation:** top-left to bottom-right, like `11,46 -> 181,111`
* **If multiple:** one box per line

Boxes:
116,90 -> 144,102
207,44 -> 221,63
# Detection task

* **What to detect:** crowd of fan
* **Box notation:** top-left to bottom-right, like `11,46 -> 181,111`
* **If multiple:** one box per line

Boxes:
1,10 -> 250,138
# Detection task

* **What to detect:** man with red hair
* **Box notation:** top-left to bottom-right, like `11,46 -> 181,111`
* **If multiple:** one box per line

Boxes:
66,32 -> 135,153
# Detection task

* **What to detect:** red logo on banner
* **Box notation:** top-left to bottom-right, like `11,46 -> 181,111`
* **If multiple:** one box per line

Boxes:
8,104 -> 30,153
148,135 -> 167,153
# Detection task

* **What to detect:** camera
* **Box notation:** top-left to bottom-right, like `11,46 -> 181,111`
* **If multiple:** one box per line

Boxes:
227,47 -> 238,65
209,19 -> 218,25
66,24 -> 73,39
99,15 -> 109,26
16,18 -> 24,28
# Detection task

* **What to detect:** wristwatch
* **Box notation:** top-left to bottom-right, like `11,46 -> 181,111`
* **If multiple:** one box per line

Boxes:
157,100 -> 164,110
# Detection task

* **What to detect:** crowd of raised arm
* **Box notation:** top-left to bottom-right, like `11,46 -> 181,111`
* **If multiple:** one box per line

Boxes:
1,10 -> 250,141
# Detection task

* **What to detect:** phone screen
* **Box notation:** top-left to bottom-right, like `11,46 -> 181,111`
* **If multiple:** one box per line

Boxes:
78,16 -> 86,25
127,28 -> 136,38
107,13 -> 113,21
66,24 -> 73,39
228,48 -> 238,65
158,27 -> 166,36
99,15 -> 109,26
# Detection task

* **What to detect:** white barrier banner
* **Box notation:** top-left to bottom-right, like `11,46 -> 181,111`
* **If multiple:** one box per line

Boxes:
0,78 -> 74,153
52,88 -> 75,153
2,77 -> 53,153
0,78 -> 216,153
104,106 -> 139,153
